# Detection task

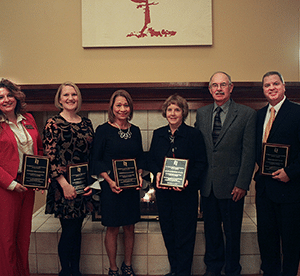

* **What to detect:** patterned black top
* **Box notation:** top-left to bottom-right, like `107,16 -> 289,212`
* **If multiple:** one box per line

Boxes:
43,114 -> 94,219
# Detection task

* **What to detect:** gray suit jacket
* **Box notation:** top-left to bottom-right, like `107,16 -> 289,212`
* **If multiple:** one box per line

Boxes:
195,100 -> 256,199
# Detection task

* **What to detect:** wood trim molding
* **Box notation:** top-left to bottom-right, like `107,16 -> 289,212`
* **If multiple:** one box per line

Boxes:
21,82 -> 300,111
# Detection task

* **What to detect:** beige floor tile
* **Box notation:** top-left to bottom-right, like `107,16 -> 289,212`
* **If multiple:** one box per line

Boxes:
81,233 -> 103,255
194,233 -> 205,255
29,253 -> 37,274
192,255 -> 206,275
240,254 -> 262,274
36,232 -> 59,254
196,221 -> 205,233
148,220 -> 161,233
148,233 -> 167,255
241,232 -> 260,254
132,255 -> 148,275
37,253 -> 59,274
83,220 -> 105,233
148,255 -> 170,275
80,254 -> 103,275
37,222 -> 60,233
29,232 -> 36,253
135,221 -> 148,233
103,254 -> 124,273
133,233 -> 148,256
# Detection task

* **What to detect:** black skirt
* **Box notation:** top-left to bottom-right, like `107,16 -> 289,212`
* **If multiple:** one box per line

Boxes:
100,181 -> 140,227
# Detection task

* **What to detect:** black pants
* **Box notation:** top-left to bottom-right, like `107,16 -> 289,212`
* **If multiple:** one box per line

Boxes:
58,217 -> 84,276
256,193 -> 300,276
202,192 -> 244,276
156,189 -> 198,276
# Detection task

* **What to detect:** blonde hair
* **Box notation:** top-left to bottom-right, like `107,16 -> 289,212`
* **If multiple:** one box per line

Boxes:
54,82 -> 82,113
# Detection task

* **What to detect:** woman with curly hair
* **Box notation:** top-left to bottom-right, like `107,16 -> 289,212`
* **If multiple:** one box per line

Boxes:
0,78 -> 43,276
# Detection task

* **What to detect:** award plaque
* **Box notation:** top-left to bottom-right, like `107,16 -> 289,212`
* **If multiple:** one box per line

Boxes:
261,143 -> 290,175
112,159 -> 139,188
22,154 -> 50,189
67,163 -> 89,194
160,157 -> 189,188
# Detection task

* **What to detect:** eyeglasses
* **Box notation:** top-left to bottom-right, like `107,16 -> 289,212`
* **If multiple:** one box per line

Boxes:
211,82 -> 230,89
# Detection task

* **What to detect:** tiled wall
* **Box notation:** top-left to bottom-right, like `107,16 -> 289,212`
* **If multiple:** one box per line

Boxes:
87,109 -> 256,204
34,109 -> 256,208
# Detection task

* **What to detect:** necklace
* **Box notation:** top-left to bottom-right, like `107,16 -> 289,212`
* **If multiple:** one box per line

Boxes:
114,122 -> 132,139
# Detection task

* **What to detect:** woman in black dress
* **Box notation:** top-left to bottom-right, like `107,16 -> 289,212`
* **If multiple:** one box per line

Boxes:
90,90 -> 144,276
43,82 -> 94,276
148,94 -> 207,276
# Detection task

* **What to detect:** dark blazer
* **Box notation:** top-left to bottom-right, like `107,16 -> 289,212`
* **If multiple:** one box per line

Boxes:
255,99 -> 300,203
148,122 -> 207,192
195,100 -> 256,199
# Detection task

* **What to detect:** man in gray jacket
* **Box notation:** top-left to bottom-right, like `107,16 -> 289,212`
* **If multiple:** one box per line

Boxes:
195,71 -> 256,276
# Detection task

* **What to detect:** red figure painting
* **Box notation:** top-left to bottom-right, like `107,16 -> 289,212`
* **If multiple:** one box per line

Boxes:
127,0 -> 177,38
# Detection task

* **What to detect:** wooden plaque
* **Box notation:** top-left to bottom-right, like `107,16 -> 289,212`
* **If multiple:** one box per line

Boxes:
160,157 -> 189,188
112,159 -> 139,189
22,154 -> 50,189
261,143 -> 290,175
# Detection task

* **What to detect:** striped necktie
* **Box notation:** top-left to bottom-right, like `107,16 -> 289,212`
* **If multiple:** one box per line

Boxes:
212,107 -> 222,144
263,107 -> 275,143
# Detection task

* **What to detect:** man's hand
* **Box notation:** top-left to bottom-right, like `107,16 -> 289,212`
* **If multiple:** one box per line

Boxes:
231,186 -> 246,202
272,168 -> 290,183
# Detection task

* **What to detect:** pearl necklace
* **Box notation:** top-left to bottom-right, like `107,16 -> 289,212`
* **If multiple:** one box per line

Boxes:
114,122 -> 132,139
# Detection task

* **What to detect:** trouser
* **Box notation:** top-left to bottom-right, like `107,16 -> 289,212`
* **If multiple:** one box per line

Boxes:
58,217 -> 84,276
256,193 -> 300,276
156,189 -> 198,276
202,192 -> 244,276
0,189 -> 35,276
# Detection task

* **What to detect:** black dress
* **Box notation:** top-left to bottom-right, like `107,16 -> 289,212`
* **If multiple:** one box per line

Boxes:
43,115 -> 94,219
90,122 -> 144,227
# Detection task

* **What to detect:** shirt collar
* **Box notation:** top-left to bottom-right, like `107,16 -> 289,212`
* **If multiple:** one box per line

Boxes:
167,122 -> 186,137
213,98 -> 231,114
267,95 -> 286,114
0,114 -> 26,124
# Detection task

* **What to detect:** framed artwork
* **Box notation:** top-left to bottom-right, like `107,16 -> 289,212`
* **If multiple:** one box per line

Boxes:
82,0 -> 212,47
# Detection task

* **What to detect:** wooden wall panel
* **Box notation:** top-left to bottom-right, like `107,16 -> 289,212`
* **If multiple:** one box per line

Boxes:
21,82 -> 300,111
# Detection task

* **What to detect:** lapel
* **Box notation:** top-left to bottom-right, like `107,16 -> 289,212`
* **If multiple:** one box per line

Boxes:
214,100 -> 238,147
204,105 -> 214,149
22,116 -> 35,140
0,121 -> 18,152
257,105 -> 268,142
267,99 -> 291,141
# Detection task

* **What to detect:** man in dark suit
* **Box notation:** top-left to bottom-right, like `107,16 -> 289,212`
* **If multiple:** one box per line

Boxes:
195,72 -> 256,276
255,71 -> 300,276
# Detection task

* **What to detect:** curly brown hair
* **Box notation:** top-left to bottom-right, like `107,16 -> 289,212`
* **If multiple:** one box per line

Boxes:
0,78 -> 26,119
